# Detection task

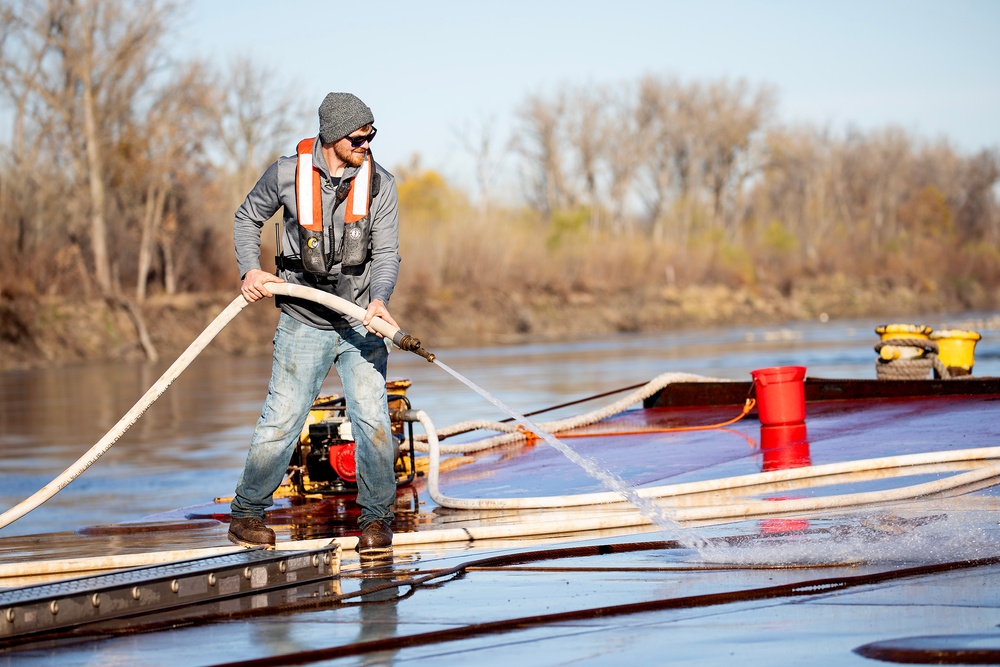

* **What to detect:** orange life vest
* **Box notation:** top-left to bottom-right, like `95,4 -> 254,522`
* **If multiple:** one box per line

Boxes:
295,138 -> 373,230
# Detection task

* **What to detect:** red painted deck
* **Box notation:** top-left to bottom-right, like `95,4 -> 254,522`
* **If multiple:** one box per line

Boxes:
2,378 -> 999,665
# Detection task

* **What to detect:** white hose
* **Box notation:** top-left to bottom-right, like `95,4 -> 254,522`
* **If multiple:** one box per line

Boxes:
8,416 -> 996,580
0,296 -> 250,530
5,457 -> 999,580
0,283 -> 408,531
264,282 -> 403,340
406,372 -> 728,454
416,408 -> 1000,511
4,284 -> 999,576
5,422 -> 999,579
0,510 -> 658,579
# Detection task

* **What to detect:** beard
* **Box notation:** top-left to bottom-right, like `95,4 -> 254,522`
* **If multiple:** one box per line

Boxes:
334,142 -> 367,168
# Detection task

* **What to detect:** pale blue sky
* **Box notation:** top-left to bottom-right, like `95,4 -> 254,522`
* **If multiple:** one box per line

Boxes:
174,0 -> 1000,190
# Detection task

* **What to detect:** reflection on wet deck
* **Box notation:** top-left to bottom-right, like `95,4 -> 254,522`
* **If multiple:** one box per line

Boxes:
2,389 -> 1000,664
4,523 -> 999,665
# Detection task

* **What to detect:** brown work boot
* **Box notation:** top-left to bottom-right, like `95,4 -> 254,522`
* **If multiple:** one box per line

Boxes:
356,520 -> 393,556
228,516 -> 276,549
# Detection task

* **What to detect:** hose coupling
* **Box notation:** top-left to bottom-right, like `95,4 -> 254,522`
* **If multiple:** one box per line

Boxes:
391,409 -> 423,423
392,331 -> 436,363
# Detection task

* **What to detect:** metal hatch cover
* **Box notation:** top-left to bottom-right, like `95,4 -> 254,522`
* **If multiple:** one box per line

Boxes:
0,544 -> 340,642
854,634 -> 1000,665
854,634 -> 1000,664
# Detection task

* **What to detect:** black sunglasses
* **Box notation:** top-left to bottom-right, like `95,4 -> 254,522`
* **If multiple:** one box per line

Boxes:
345,127 -> 377,148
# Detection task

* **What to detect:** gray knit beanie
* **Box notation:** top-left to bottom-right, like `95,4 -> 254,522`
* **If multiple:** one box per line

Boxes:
318,92 -> 374,144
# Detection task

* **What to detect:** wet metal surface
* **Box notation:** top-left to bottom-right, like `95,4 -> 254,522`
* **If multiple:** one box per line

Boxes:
3,534 -> 998,666
2,388 -> 999,665
0,545 -> 340,643
2,319 -> 1000,664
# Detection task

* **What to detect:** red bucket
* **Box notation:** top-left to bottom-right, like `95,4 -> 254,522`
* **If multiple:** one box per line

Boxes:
751,366 -> 806,426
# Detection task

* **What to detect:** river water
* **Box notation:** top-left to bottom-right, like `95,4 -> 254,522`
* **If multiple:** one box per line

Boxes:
2,311 -> 998,538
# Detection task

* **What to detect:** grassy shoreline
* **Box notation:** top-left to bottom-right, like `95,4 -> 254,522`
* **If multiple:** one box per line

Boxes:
1,282 -> 996,372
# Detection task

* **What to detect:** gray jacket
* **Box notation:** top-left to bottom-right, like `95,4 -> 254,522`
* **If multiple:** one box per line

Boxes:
233,136 -> 401,329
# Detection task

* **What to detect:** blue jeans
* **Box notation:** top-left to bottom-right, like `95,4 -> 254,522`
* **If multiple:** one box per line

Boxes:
231,312 -> 395,528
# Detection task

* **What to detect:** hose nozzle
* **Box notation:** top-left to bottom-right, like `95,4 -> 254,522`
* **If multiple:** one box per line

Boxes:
393,331 -> 436,363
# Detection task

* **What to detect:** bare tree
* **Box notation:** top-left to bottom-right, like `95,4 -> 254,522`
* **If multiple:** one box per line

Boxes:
956,148 -> 1000,244
0,0 -> 180,297
454,114 -> 510,225
697,78 -> 775,240
604,82 -> 642,234
515,90 -> 576,221
754,125 -> 841,273
517,82 -> 643,234
0,1 -> 72,288
215,55 -> 307,196
564,86 -> 604,231
866,126 -> 912,252
134,60 -> 220,301
636,74 -> 692,241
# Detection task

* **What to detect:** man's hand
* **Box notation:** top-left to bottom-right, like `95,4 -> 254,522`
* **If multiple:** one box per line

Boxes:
241,268 -> 284,302
362,299 -> 398,337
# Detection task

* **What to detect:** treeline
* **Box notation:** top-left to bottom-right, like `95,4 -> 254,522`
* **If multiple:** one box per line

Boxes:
387,75 -> 1000,313
0,0 -> 305,306
1,0 -> 999,363
500,75 -> 1000,296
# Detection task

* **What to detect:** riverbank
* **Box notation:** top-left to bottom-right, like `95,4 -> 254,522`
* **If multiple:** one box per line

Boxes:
1,280 -> 996,372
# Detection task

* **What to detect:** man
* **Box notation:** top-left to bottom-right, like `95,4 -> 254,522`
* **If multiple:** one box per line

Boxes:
230,92 -> 401,557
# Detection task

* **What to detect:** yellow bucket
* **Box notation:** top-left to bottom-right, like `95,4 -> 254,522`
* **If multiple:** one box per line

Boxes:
929,329 -> 981,376
875,324 -> 933,360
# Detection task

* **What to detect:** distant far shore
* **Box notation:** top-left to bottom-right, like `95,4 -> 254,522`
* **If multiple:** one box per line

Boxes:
2,282 -> 997,372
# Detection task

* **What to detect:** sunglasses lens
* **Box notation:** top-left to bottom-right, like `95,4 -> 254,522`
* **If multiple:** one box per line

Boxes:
348,128 -> 376,147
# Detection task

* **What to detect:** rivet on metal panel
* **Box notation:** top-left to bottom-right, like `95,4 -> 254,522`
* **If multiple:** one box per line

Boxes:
170,580 -> 180,593
49,600 -> 58,615
131,586 -> 141,600
207,573 -> 217,586
91,593 -> 101,608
